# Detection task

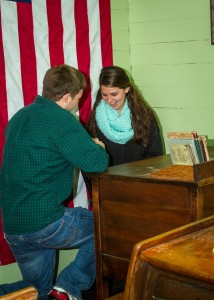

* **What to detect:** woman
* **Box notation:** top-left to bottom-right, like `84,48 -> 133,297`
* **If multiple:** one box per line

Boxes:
87,65 -> 163,166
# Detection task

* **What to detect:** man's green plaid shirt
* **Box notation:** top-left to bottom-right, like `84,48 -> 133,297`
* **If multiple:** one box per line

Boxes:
0,95 -> 109,235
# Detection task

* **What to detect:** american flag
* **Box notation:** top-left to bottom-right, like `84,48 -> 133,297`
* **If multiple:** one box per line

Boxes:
0,0 -> 112,265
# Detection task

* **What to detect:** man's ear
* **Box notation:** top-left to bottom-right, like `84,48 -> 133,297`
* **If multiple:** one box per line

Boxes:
56,93 -> 70,109
62,93 -> 70,103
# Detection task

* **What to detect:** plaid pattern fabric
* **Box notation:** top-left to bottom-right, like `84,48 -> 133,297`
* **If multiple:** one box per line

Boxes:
0,96 -> 109,235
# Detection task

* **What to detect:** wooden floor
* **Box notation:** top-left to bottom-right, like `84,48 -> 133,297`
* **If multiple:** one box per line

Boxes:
82,284 -> 97,300
83,281 -> 124,300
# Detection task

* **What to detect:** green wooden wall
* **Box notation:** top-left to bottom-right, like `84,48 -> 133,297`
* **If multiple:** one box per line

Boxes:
112,0 -> 214,151
1,0 -> 213,284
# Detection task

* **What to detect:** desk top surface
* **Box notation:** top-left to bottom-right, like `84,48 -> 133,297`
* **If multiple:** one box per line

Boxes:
90,153 -> 214,186
141,224 -> 214,283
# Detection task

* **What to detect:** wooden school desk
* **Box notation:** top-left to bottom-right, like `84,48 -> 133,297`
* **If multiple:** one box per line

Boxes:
89,153 -> 214,299
138,215 -> 214,300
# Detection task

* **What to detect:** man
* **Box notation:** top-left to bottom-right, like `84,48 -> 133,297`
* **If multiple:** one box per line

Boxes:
0,64 -> 109,300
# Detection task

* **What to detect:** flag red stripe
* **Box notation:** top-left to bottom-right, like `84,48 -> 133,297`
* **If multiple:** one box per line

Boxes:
47,0 -> 64,66
99,0 -> 113,66
74,0 -> 91,125
0,4 -> 15,266
0,215 -> 15,265
0,11 -> 8,165
17,2 -> 37,106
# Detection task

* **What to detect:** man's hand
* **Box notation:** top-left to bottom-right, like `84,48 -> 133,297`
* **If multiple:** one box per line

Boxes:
93,137 -> 105,149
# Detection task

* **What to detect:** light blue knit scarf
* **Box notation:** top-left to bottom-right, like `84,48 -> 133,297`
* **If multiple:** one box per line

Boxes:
95,99 -> 134,144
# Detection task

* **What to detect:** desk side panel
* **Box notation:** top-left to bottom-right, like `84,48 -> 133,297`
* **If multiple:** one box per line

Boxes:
203,185 -> 214,217
99,179 -> 199,258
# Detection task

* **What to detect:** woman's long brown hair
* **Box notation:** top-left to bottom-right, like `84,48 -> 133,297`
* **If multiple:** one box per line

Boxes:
87,66 -> 155,146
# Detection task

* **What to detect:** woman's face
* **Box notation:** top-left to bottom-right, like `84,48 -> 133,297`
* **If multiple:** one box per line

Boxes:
100,85 -> 130,113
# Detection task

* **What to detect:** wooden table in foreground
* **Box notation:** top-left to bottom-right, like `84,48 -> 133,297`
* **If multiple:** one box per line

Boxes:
90,154 -> 214,299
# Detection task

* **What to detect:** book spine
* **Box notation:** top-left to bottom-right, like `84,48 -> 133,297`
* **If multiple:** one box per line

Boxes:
194,138 -> 204,163
199,136 -> 210,161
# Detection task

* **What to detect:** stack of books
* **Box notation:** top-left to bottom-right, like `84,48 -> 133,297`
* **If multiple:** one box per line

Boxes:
167,131 -> 210,166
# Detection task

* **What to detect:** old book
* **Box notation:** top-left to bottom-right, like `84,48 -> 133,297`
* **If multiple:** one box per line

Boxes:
199,135 -> 210,161
168,137 -> 200,165
194,138 -> 204,163
168,143 -> 196,166
167,131 -> 198,139
167,132 -> 211,163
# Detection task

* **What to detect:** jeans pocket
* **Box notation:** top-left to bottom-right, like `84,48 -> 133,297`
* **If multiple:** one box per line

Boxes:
37,220 -> 78,248
5,237 -> 31,264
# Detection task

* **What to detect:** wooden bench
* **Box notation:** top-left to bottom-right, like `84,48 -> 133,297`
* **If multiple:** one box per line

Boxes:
105,215 -> 214,300
0,287 -> 38,300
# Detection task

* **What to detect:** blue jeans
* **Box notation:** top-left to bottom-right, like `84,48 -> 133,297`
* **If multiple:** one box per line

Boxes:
4,207 -> 95,300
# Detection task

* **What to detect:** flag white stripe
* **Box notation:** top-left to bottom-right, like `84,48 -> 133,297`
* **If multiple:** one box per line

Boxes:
62,0 -> 78,68
2,1 -> 24,119
87,0 -> 103,104
32,0 -> 51,95
62,0 -> 79,117
73,173 -> 88,208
